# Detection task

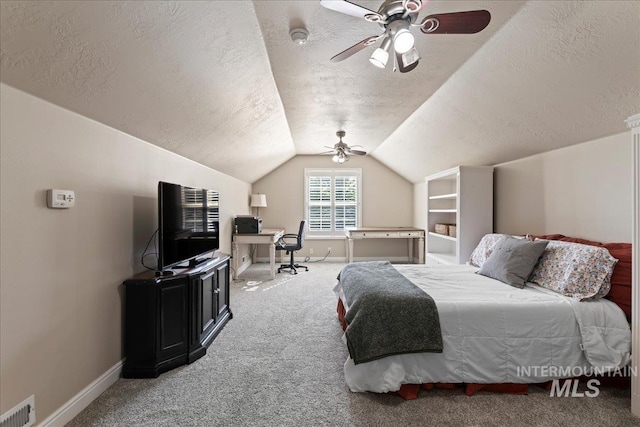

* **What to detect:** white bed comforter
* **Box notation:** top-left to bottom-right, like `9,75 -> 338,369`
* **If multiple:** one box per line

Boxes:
335,264 -> 631,393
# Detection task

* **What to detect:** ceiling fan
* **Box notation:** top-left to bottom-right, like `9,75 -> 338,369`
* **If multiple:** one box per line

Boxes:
320,0 -> 491,73
324,131 -> 366,163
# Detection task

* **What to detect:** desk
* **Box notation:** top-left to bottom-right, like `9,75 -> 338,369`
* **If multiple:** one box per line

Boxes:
232,228 -> 284,280
345,227 -> 425,264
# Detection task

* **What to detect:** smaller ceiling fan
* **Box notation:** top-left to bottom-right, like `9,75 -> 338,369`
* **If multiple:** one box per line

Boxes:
321,0 -> 491,73
323,131 -> 366,163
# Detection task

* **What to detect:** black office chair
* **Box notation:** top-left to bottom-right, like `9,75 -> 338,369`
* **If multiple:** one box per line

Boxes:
277,220 -> 309,275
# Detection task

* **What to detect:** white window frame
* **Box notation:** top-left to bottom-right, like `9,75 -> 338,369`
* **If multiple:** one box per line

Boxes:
304,168 -> 362,238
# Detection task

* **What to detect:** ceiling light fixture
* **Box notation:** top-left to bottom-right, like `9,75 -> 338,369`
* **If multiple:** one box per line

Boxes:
398,46 -> 421,68
369,36 -> 391,68
289,27 -> 309,45
322,0 -> 492,74
324,130 -> 366,163
393,28 -> 414,53
389,20 -> 414,54
332,151 -> 348,164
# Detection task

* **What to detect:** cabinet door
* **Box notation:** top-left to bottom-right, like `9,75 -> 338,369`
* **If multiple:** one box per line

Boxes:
199,268 -> 217,336
216,260 -> 229,316
189,257 -> 231,356
157,281 -> 189,359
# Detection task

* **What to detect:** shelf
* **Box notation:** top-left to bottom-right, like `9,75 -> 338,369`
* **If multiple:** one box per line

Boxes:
426,165 -> 493,266
428,209 -> 457,213
428,232 -> 457,242
429,193 -> 457,200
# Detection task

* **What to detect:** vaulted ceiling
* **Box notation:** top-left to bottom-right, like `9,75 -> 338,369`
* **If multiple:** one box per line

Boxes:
1,1 -> 639,183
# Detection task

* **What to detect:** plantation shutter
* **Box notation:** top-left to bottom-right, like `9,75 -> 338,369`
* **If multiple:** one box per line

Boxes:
305,169 -> 361,236
334,176 -> 358,230
308,176 -> 332,232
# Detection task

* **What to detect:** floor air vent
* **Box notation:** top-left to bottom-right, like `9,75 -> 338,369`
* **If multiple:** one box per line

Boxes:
0,395 -> 35,427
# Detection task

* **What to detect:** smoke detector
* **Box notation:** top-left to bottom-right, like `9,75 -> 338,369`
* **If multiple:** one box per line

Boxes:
290,27 -> 309,45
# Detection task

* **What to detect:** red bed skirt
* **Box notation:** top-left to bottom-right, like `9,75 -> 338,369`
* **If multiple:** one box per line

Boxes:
335,299 -> 628,399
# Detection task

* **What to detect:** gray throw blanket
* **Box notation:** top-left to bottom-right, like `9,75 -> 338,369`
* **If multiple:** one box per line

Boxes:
338,261 -> 443,365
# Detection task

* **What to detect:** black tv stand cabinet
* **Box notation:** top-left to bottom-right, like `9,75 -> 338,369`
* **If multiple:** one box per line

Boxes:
123,254 -> 232,378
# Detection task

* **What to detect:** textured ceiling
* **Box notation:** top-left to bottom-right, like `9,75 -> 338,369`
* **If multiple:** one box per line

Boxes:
1,1 -> 639,184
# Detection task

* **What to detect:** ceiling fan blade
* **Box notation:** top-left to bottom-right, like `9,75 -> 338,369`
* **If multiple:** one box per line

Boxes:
350,149 -> 367,156
320,0 -> 382,20
330,35 -> 381,63
396,48 -> 420,73
420,10 -> 491,34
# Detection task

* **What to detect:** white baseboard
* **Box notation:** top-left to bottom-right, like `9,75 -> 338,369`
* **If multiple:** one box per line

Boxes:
254,256 -> 410,263
40,360 -> 122,427
255,256 -> 347,263
235,260 -> 250,277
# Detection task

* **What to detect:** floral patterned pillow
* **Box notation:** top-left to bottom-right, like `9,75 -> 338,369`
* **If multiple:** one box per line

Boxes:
468,234 -> 510,267
529,240 -> 617,300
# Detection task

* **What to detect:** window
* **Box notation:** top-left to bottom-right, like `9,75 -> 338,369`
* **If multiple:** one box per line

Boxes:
305,168 -> 362,237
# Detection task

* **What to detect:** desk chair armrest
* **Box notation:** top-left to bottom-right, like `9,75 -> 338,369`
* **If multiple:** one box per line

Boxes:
277,234 -> 301,247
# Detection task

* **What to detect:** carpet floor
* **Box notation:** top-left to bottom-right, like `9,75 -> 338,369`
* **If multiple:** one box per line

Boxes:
68,262 -> 639,426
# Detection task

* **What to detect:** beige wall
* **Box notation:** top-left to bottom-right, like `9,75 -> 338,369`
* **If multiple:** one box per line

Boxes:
413,181 -> 427,231
5,75 -> 628,421
412,132 -> 631,246
0,84 -> 252,420
252,155 -> 414,260
494,132 -> 631,242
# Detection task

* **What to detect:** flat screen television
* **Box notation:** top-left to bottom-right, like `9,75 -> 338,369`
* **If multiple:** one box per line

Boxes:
158,181 -> 220,270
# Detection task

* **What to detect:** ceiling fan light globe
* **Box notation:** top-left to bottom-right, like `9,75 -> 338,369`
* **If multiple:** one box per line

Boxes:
393,29 -> 414,54
332,154 -> 341,163
369,48 -> 389,68
401,47 -> 421,66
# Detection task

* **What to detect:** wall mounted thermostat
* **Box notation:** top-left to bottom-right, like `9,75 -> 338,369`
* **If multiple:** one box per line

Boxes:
47,189 -> 75,209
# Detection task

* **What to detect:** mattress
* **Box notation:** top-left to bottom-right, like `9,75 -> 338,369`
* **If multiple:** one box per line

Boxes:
334,263 -> 631,393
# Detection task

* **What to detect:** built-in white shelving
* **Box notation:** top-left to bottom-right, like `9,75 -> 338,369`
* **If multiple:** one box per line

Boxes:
428,231 -> 457,242
425,166 -> 494,265
425,252 -> 458,266
429,193 -> 457,200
